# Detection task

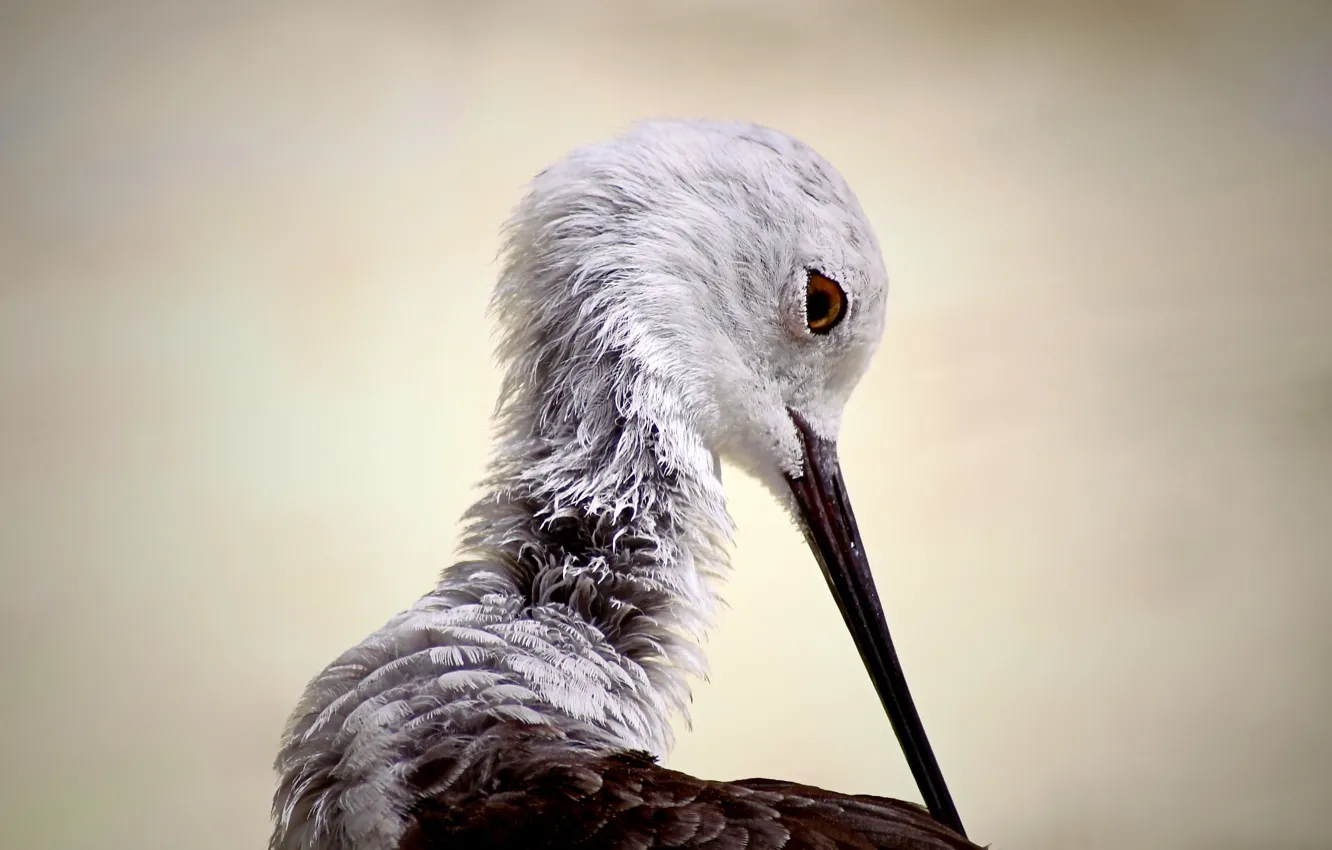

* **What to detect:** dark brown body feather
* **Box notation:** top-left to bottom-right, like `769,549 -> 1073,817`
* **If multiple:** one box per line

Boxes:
399,726 -> 981,850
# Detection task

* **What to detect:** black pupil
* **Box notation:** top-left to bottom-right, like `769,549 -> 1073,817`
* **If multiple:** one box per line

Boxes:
807,287 -> 832,324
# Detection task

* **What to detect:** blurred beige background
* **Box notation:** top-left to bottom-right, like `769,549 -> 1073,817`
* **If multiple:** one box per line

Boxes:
2,2 -> 1330,848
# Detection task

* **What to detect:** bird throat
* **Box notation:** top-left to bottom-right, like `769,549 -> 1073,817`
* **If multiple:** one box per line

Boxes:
453,371 -> 735,746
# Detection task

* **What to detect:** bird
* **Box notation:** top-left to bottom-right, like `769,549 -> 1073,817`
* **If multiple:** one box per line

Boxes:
271,119 -> 983,850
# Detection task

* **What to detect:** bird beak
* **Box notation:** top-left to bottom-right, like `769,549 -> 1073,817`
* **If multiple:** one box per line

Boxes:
784,410 -> 967,839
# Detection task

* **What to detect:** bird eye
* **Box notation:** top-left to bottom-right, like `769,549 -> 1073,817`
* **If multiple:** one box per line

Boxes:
805,271 -> 846,334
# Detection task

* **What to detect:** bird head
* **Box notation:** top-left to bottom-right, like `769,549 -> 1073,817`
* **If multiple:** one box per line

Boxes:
495,120 -> 888,497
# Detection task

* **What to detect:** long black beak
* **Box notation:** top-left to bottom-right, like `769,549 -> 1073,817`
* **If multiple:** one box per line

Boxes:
784,410 -> 967,839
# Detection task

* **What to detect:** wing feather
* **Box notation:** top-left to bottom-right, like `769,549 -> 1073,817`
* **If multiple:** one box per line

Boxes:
399,735 -> 982,850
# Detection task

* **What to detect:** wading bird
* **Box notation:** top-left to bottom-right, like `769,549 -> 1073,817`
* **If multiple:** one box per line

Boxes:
272,120 -> 981,850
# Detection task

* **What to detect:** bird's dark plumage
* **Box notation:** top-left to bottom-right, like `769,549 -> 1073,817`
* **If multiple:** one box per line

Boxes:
399,725 -> 982,850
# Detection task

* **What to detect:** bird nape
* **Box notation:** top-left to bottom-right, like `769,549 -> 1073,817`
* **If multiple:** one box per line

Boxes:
271,120 -> 980,850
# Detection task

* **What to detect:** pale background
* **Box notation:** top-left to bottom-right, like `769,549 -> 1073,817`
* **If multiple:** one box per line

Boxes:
2,2 -> 1330,849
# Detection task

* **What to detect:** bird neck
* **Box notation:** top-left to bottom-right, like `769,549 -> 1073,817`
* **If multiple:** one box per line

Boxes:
451,360 -> 733,748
